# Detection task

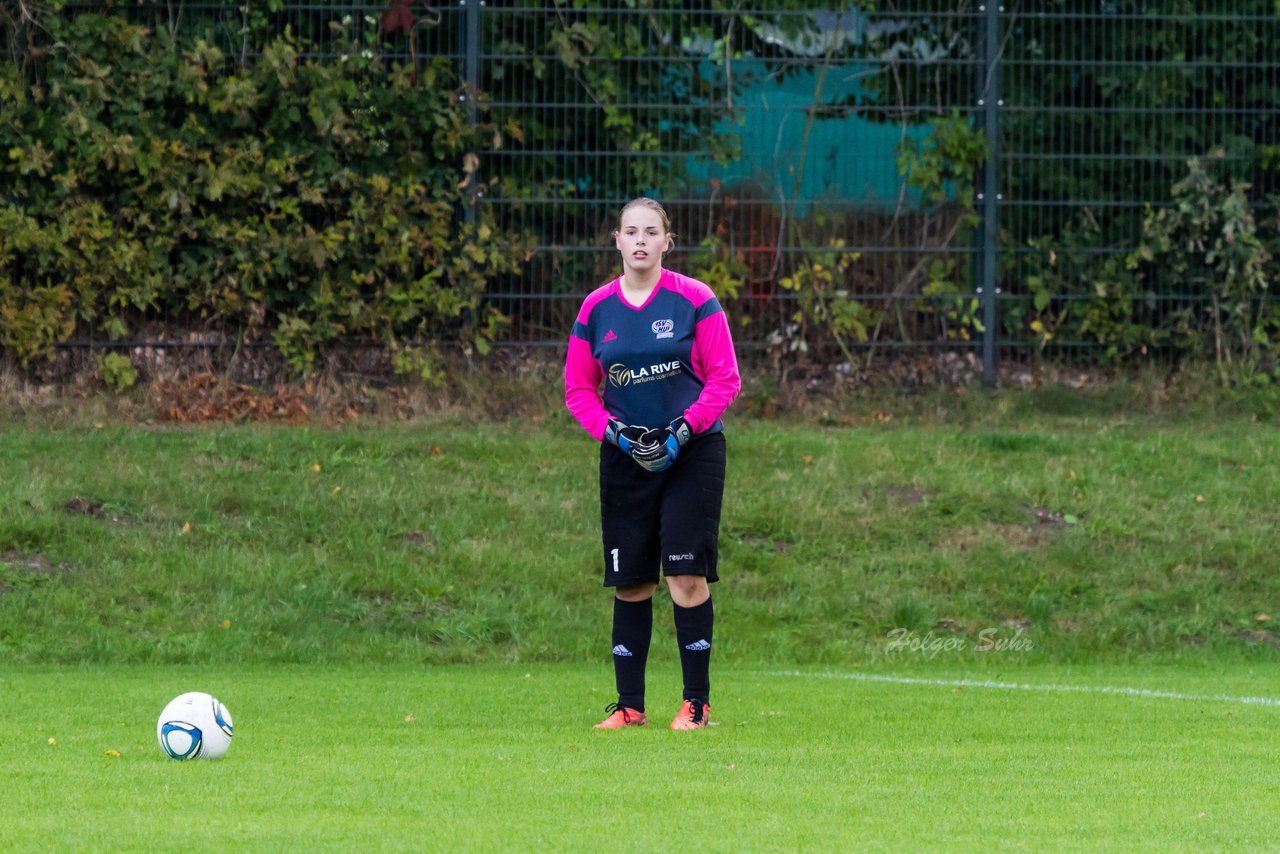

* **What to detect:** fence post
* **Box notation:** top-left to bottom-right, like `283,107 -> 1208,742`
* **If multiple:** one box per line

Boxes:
459,0 -> 482,225
975,2 -> 1001,388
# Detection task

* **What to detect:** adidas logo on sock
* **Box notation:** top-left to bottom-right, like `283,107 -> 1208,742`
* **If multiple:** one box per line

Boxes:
612,644 -> 633,656
684,639 -> 711,651
603,329 -> 618,342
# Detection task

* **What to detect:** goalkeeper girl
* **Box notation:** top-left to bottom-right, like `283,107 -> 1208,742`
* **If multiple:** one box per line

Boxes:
564,197 -> 741,731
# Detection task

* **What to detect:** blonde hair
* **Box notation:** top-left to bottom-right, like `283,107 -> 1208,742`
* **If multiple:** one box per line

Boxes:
615,197 -> 676,249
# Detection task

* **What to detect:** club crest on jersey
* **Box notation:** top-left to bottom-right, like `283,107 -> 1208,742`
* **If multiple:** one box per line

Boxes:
651,319 -> 674,339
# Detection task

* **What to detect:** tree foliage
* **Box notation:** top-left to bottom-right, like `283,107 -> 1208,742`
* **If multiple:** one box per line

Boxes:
2,1 -> 1278,378
0,7 -> 525,373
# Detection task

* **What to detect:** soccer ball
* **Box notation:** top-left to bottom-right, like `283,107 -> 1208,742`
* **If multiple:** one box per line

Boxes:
157,692 -> 234,760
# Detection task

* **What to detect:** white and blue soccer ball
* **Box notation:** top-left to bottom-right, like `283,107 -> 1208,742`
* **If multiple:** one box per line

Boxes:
157,692 -> 234,760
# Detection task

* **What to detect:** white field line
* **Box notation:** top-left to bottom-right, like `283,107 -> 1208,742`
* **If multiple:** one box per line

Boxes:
762,670 -> 1280,708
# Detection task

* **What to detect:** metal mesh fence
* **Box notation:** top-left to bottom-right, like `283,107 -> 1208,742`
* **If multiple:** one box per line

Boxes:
8,1 -> 1279,381
472,5 -> 989,367
1000,3 -> 1280,374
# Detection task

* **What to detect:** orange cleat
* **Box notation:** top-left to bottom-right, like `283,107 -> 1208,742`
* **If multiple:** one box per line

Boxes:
669,699 -> 710,730
594,702 -> 647,729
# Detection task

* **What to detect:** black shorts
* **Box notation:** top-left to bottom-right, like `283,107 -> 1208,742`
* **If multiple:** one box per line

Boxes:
598,432 -> 727,587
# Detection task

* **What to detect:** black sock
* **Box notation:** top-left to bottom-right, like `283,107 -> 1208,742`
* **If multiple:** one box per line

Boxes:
611,597 -> 652,712
673,596 -> 714,705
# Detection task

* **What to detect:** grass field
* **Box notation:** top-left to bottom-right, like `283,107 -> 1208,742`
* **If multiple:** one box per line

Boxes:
2,391 -> 1278,848
2,395 -> 1278,664
3,662 -> 1277,850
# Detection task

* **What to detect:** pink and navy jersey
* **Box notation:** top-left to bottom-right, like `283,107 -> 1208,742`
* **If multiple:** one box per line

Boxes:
565,269 -> 741,441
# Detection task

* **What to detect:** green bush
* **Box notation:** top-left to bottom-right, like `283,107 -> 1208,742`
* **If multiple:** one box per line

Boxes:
1132,158 -> 1276,381
1023,158 -> 1279,379
96,352 -> 139,392
1022,211 -> 1163,364
0,13 -> 527,373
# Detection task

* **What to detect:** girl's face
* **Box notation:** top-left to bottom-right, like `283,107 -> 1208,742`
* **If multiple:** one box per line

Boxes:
615,206 -> 670,277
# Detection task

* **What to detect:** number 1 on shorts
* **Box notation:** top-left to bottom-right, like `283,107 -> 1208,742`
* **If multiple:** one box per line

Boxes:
611,548 -> 620,573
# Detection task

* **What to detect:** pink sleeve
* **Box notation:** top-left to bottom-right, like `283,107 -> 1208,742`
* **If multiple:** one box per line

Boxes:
685,309 -> 741,433
565,335 -> 611,441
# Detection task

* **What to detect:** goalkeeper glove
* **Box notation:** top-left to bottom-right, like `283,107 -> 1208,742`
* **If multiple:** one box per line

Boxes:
606,419 -> 672,472
630,428 -> 672,472
604,419 -> 651,456
634,417 -> 693,473
662,416 -> 693,465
